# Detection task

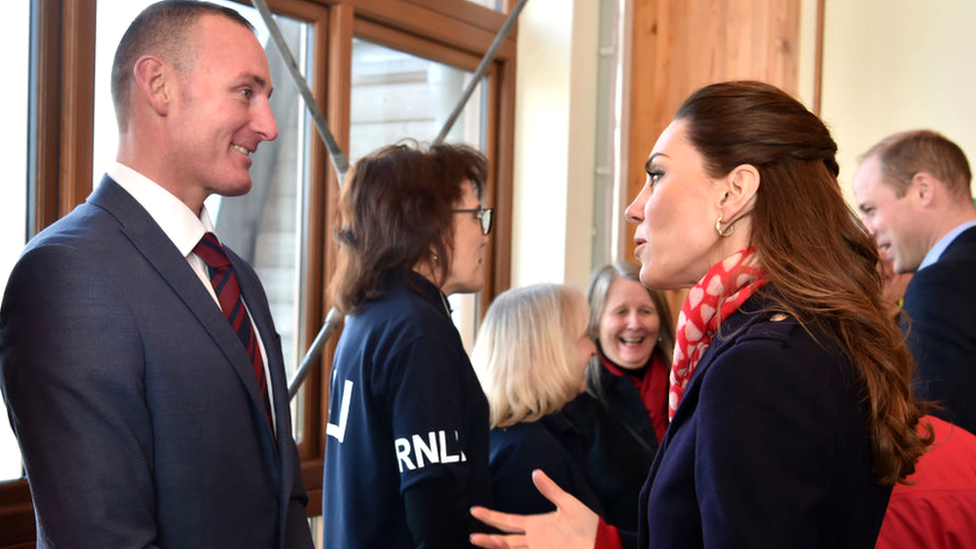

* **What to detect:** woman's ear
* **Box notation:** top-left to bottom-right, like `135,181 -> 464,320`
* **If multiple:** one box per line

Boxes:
717,164 -> 760,219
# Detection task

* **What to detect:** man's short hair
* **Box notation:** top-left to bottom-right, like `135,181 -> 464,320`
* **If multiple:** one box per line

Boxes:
861,129 -> 972,200
110,0 -> 255,131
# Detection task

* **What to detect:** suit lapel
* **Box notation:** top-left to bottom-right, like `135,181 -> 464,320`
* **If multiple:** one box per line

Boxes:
89,176 -> 275,439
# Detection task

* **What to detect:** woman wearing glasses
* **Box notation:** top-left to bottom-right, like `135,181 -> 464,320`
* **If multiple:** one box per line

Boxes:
322,141 -> 494,549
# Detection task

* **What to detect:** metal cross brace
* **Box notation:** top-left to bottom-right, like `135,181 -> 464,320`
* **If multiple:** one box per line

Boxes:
247,0 -> 529,400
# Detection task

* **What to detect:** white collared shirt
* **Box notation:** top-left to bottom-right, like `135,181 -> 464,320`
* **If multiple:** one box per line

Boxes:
918,219 -> 976,272
107,163 -> 277,432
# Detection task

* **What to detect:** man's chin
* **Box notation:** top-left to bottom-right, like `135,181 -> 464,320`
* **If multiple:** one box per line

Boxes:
891,258 -> 917,275
215,178 -> 254,198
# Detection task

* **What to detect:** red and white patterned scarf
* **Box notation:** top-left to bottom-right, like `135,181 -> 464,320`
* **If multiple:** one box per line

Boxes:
669,248 -> 766,419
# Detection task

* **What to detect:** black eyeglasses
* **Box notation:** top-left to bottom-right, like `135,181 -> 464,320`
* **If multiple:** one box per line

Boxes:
454,206 -> 494,236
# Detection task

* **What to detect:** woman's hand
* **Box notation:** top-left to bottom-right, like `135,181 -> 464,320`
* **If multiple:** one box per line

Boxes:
469,469 -> 599,549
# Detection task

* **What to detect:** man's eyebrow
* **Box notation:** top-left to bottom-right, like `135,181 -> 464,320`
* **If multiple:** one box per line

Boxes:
239,73 -> 267,88
238,72 -> 274,99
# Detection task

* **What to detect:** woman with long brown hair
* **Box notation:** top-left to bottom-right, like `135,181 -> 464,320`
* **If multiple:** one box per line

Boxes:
469,81 -> 930,549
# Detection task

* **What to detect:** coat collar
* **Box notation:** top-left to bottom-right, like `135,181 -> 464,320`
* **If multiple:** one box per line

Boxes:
643,294 -> 775,479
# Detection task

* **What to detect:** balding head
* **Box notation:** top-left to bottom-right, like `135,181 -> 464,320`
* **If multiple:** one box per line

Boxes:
860,129 -> 972,202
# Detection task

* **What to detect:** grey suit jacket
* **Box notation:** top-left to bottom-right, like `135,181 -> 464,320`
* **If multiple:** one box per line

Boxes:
0,176 -> 313,549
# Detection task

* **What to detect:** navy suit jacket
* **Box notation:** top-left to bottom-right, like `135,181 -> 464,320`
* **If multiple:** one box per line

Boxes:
638,296 -> 890,549
0,177 -> 313,549
903,225 -> 976,434
488,415 -> 603,517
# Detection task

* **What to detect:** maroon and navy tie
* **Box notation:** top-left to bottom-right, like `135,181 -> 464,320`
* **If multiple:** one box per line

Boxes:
193,232 -> 273,429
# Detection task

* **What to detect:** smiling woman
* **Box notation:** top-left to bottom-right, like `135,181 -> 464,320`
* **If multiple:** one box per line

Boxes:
557,261 -> 674,532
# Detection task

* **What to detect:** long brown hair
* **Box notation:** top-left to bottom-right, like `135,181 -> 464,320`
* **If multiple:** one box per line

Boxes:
330,141 -> 488,313
675,80 -> 930,484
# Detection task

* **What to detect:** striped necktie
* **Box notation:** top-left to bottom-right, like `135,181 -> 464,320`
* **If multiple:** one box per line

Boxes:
193,232 -> 272,426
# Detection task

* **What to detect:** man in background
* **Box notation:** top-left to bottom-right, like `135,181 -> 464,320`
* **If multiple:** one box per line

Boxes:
853,129 -> 976,435
0,2 -> 314,547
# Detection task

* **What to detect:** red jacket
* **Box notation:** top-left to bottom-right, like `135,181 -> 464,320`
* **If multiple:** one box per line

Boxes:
875,415 -> 976,549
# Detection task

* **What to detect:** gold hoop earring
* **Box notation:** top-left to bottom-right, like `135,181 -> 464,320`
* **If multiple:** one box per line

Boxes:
715,217 -> 735,237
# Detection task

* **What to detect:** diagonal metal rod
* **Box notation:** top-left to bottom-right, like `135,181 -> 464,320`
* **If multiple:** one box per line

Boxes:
249,0 -> 528,400
434,0 -> 529,144
250,0 -> 347,400
289,307 -> 344,400
251,0 -> 349,181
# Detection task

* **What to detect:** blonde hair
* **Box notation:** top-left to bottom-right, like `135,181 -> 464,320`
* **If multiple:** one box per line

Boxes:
472,283 -> 590,429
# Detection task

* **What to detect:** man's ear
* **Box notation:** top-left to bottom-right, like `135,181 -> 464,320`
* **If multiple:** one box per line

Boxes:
911,172 -> 937,207
717,163 -> 761,218
132,55 -> 171,116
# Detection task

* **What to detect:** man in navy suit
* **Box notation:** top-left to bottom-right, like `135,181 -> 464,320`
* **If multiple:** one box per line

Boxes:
853,129 -> 976,434
0,2 -> 314,547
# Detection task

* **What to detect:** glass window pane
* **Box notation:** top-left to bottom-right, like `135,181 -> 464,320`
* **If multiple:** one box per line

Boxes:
466,0 -> 502,11
92,1 -> 313,442
0,0 -> 31,483
350,38 -> 487,352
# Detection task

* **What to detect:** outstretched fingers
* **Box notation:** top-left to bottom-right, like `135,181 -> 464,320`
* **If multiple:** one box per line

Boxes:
470,506 -> 527,534
469,532 -> 526,549
530,469 -> 572,508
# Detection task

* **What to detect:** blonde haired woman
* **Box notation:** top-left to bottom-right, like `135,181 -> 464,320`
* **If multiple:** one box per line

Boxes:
472,283 -> 600,516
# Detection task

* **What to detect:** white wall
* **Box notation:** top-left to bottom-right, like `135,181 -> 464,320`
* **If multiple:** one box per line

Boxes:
511,0 -> 599,289
796,0 -> 819,110
820,0 -> 976,203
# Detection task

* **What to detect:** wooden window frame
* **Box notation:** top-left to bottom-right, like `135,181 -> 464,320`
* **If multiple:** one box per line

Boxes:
0,0 -> 515,546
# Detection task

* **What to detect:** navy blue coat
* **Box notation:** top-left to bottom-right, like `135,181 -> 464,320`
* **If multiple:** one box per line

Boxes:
562,365 -> 658,531
322,270 -> 491,549
638,296 -> 891,549
903,226 -> 976,434
0,177 -> 312,549
489,414 -> 603,517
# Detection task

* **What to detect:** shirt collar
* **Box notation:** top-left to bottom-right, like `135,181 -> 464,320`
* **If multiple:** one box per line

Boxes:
918,220 -> 976,271
108,162 -> 216,256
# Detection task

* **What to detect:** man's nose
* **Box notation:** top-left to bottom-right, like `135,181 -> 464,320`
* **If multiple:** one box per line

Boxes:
254,100 -> 278,142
